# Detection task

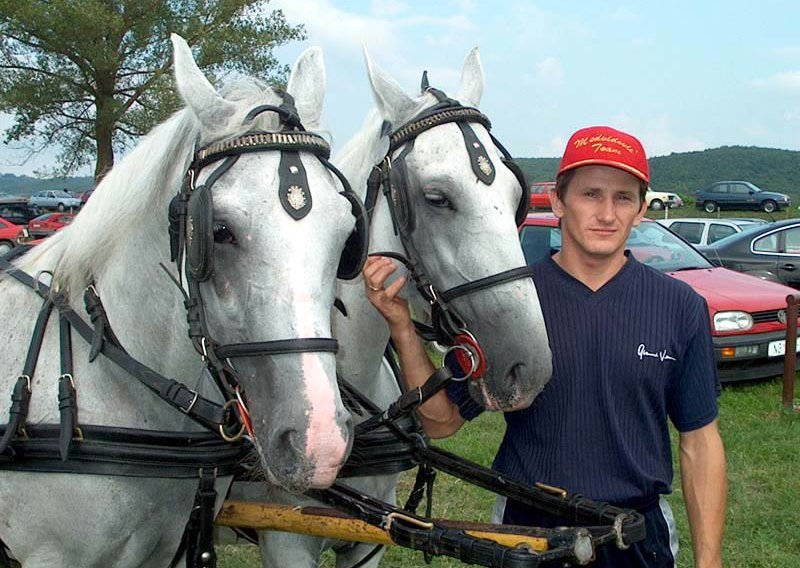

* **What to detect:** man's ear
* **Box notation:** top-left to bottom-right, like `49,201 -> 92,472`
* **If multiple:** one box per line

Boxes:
633,195 -> 648,226
551,188 -> 565,220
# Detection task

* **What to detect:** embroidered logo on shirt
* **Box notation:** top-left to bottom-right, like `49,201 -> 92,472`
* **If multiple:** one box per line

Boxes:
637,343 -> 676,362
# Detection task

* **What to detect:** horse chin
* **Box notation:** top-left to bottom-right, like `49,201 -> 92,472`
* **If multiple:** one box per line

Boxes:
468,375 -> 544,413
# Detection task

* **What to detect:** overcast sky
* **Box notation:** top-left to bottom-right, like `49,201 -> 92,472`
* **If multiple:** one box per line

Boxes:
3,0 -> 800,178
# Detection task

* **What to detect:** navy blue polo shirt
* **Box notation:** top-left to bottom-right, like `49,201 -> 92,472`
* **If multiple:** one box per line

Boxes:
447,253 -> 719,505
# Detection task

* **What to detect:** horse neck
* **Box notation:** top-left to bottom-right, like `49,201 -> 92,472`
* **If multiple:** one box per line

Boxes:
332,112 -> 410,404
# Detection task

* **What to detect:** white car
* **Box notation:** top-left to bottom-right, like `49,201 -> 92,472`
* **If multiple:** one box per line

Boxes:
28,190 -> 82,211
645,189 -> 684,211
658,217 -> 768,246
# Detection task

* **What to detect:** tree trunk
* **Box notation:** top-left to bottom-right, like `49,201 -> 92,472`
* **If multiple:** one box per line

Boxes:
94,95 -> 115,185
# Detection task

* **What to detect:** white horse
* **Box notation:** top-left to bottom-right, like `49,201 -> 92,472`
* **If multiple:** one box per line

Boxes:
254,48 -> 552,568
0,35 -> 356,567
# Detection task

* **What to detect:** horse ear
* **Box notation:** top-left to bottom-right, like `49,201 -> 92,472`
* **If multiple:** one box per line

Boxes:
456,47 -> 484,108
171,33 -> 236,130
287,47 -> 325,128
363,45 -> 417,125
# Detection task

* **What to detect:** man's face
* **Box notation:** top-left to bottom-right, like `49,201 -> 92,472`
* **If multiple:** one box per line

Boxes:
551,165 -> 646,261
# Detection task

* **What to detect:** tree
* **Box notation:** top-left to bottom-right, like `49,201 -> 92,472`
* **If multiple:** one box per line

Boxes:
0,0 -> 305,182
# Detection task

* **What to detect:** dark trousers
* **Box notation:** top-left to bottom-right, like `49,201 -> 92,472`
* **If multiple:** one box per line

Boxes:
501,497 -> 677,567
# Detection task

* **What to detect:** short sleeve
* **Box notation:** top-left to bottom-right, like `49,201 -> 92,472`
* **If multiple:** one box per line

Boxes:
444,354 -> 485,420
668,295 -> 720,432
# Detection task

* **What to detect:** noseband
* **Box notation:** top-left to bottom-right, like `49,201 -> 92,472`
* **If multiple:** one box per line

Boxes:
366,88 -> 534,375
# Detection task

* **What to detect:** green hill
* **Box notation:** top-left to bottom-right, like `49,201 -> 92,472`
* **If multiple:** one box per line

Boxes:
1,145 -> 798,201
0,173 -> 93,197
516,145 -> 800,199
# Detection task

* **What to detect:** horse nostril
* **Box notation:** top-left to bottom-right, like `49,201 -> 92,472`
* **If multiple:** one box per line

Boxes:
508,362 -> 527,382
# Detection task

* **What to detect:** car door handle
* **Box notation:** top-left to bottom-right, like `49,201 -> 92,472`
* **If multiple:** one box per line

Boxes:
780,263 -> 797,271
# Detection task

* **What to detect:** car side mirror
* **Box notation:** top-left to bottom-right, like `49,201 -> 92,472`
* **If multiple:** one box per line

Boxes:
749,190 -> 755,194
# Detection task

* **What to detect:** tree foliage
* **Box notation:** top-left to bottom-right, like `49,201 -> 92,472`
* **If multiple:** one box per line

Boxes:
0,0 -> 305,181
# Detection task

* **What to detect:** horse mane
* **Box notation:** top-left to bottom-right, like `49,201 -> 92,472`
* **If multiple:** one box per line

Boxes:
20,78 -> 292,300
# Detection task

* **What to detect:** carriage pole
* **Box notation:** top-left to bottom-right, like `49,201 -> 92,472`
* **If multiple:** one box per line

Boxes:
216,500 -> 553,552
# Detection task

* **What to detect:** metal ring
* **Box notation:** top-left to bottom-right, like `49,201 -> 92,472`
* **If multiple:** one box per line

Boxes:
384,511 -> 434,532
219,399 -> 247,443
18,374 -> 31,392
59,373 -> 75,389
613,514 -> 630,550
443,345 -> 477,381
368,284 -> 382,292
32,270 -> 54,295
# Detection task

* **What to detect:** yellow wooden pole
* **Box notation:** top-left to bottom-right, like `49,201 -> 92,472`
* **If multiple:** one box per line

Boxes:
216,500 -> 550,552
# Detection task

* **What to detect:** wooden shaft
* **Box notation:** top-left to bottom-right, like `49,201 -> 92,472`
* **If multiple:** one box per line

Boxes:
216,500 -> 550,552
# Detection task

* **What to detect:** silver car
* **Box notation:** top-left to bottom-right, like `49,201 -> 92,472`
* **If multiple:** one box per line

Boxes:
28,190 -> 82,211
658,217 -> 767,246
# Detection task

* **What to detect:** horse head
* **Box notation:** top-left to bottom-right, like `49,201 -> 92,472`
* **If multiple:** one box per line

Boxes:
361,48 -> 552,411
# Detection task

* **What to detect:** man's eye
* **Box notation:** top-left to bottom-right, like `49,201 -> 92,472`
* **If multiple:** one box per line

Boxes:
213,223 -> 237,244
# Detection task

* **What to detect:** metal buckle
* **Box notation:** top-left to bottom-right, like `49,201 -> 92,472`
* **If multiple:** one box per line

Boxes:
613,514 -> 630,550
18,374 -> 31,392
58,373 -> 75,389
181,390 -> 199,414
219,399 -> 247,443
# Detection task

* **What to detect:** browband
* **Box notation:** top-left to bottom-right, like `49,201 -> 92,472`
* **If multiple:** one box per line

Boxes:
390,107 -> 491,152
194,131 -> 331,170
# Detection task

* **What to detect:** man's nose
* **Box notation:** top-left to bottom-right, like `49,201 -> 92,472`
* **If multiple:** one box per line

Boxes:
596,196 -> 615,222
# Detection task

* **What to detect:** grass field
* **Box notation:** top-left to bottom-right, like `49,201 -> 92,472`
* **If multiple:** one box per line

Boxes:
218,375 -> 800,568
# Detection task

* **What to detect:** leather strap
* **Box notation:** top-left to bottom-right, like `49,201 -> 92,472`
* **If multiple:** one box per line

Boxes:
215,338 -> 338,360
57,314 -> 78,461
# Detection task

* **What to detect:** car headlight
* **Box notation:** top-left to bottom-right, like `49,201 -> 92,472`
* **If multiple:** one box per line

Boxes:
713,311 -> 753,332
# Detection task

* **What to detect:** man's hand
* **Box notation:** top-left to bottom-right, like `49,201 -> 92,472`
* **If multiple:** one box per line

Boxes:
363,256 -> 412,334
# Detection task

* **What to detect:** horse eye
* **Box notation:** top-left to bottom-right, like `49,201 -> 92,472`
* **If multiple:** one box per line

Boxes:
423,192 -> 451,208
213,223 -> 237,245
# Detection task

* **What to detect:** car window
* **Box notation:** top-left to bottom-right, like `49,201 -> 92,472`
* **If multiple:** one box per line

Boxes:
729,183 -> 750,195
710,184 -> 727,194
520,226 -> 558,265
0,221 -> 6,229
670,221 -> 704,244
783,227 -> 800,254
708,223 -> 737,244
753,232 -> 779,253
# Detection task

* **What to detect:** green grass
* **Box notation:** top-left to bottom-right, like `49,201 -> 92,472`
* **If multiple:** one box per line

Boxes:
219,376 -> 800,567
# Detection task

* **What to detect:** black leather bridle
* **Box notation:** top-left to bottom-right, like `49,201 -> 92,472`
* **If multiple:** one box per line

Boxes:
365,87 -> 534,375
167,94 -> 368,432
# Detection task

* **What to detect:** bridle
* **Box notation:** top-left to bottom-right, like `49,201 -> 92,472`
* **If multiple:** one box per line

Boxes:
365,86 -> 534,377
166,92 -> 369,436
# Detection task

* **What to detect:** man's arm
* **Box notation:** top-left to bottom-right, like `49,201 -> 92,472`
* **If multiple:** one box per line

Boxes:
364,256 -> 465,438
679,418 -> 726,568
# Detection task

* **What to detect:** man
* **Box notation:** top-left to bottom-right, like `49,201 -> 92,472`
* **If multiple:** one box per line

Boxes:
364,125 -> 726,567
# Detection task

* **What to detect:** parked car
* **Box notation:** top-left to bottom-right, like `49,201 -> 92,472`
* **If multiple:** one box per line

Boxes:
0,216 -> 25,256
521,212 -> 800,382
645,188 -> 683,211
698,218 -> 800,290
694,181 -> 790,214
27,212 -> 75,237
0,201 -> 44,227
28,189 -> 82,211
528,181 -> 555,210
658,217 -> 768,246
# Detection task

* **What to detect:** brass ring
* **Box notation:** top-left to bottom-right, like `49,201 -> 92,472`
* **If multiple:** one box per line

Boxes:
368,284 -> 382,292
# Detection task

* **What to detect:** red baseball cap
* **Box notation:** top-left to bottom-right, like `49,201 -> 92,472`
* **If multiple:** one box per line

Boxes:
557,126 -> 649,183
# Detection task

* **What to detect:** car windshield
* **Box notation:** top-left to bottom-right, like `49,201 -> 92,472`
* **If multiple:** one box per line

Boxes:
33,214 -> 54,221
520,221 -> 713,272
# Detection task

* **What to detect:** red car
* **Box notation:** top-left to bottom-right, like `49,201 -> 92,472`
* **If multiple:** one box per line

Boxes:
27,212 -> 74,237
520,213 -> 800,382
0,216 -> 25,256
529,181 -> 555,210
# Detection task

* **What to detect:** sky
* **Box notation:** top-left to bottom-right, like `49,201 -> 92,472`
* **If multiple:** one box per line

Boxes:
3,0 -> 800,178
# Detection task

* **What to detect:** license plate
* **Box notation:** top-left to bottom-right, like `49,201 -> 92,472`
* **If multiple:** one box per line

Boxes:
767,340 -> 800,357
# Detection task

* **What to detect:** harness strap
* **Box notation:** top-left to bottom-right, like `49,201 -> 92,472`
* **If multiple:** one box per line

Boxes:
84,283 -> 125,361
0,297 -> 53,455
57,314 -> 79,460
185,468 -> 219,568
0,257 -> 232,433
439,265 -> 537,302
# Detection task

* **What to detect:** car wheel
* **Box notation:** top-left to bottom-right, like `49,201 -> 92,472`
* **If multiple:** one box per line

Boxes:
762,200 -> 777,213
0,240 -> 13,256
703,201 -> 718,213
650,199 -> 663,211
57,203 -> 65,212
